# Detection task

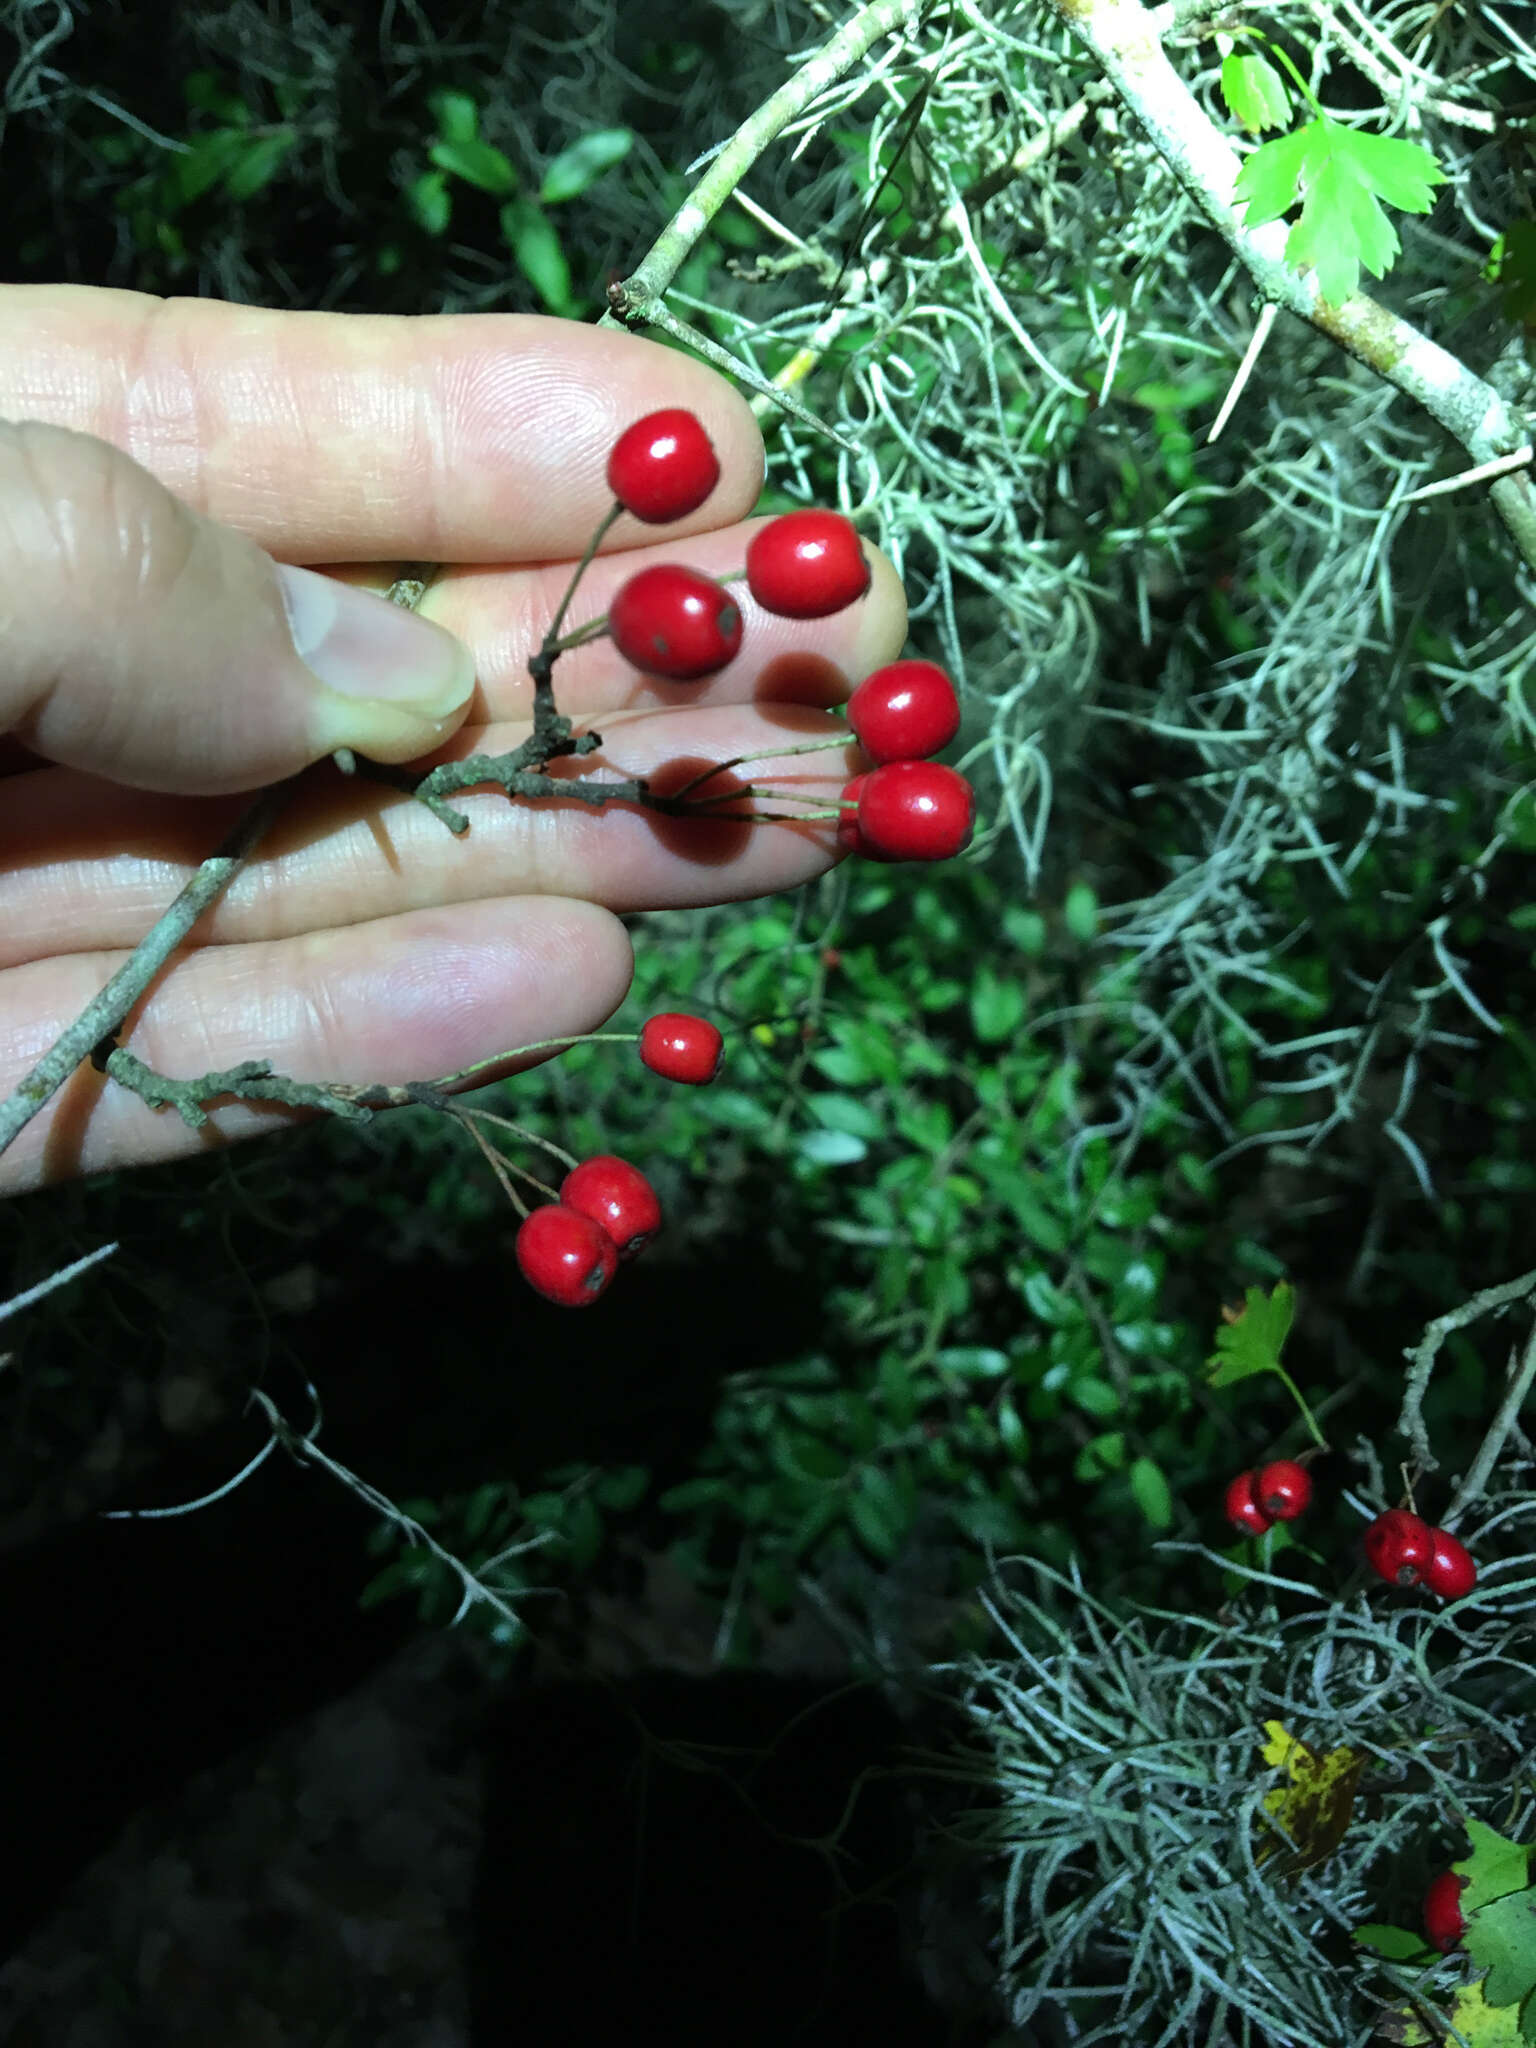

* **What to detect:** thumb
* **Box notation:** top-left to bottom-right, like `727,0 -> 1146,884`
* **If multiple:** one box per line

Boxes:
0,420 -> 476,794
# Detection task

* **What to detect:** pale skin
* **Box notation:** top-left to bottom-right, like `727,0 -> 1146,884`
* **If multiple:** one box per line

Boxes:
0,287 -> 908,1194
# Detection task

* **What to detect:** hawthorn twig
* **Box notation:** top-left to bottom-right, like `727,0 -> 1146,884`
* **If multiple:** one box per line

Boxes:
1036,0 -> 1536,572
1397,1267 -> 1536,1474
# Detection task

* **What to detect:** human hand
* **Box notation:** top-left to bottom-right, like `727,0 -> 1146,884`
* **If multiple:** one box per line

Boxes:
0,287 -> 906,1193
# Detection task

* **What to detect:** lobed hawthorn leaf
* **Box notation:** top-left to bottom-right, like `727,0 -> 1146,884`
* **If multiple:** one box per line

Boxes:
1204,1279 -> 1295,1386
1235,116 -> 1445,302
1469,1887 -> 1536,2012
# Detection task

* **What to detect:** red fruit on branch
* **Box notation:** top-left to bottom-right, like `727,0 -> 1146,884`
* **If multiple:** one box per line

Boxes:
608,564 -> 742,680
1422,1869 -> 1467,1953
1224,1470 -> 1273,1537
1363,1508 -> 1434,1587
847,660 -> 961,763
515,1204 -> 618,1307
856,760 -> 974,861
1421,1527 -> 1477,1600
1256,1458 -> 1312,1522
639,1012 -> 724,1085
746,510 -> 871,618
559,1154 -> 662,1262
607,409 -> 721,523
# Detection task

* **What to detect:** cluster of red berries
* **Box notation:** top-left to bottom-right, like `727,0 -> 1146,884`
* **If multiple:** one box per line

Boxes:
603,409 -> 973,862
513,1012 -> 721,1307
1224,1457 -> 1479,1601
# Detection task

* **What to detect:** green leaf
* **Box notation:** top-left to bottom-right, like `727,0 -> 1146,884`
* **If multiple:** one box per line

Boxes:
798,1128 -> 867,1166
1460,1819 -> 1535,1915
971,964 -> 1026,1043
540,127 -> 633,204
1129,1455 -> 1173,1530
805,1092 -> 883,1139
501,197 -> 574,312
171,130 -> 246,205
431,90 -> 480,143
1064,881 -> 1099,942
407,169 -> 451,236
1205,1281 -> 1295,1386
1234,127 -> 1311,228
1235,117 -> 1445,304
1221,51 -> 1290,134
1351,1923 -> 1435,1961
934,1346 -> 1011,1379
594,1463 -> 649,1512
1471,1888 -> 1536,2012
221,128 -> 297,201
430,137 -> 518,196
847,1466 -> 909,1561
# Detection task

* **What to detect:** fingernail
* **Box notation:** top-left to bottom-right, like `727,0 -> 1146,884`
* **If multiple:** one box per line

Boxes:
278,562 -> 475,714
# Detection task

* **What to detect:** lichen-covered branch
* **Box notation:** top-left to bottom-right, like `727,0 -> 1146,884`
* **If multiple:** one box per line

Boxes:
1038,0 -> 1536,571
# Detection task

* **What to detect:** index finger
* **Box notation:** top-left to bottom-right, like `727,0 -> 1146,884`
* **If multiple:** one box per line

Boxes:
0,285 -> 766,563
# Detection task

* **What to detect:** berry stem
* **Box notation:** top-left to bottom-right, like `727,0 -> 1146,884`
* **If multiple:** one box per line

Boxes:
1272,1362 -> 1330,1450
666,732 -> 854,802
459,1104 -> 578,1174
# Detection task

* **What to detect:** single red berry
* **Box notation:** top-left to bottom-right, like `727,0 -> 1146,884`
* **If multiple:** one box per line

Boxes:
639,1012 -> 723,1085
1224,1470 -> 1273,1537
1422,1527 -> 1477,1601
846,660 -> 961,763
514,1204 -> 618,1307
856,761 -> 974,861
1423,1869 -> 1467,1953
1256,1458 -> 1312,1522
746,510 -> 871,618
608,564 -> 742,680
607,409 -> 720,523
559,1154 -> 662,1262
1363,1507 -> 1434,1587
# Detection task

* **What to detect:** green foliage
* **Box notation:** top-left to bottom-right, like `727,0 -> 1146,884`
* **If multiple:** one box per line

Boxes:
1220,49 -> 1290,134
1204,1281 -> 1295,1387
1235,117 -> 1446,303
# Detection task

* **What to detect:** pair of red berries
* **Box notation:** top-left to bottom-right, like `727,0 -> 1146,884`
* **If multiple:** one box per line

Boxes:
1363,1508 -> 1477,1600
838,661 -> 971,863
513,1012 -> 722,1307
515,1153 -> 661,1307
1224,1458 -> 1312,1534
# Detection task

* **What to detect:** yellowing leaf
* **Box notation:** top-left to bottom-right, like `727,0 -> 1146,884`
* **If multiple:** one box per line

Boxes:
1382,1977 -> 1528,2048
1257,1718 -> 1364,1874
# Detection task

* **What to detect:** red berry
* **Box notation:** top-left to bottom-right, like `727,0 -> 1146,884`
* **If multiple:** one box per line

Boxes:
1423,1869 -> 1467,1953
607,409 -> 720,523
856,761 -> 974,861
1256,1458 -> 1312,1522
1224,1470 -> 1273,1537
1422,1527 -> 1477,1600
608,564 -> 742,680
515,1204 -> 617,1307
559,1154 -> 662,1262
846,660 -> 961,763
639,1012 -> 723,1085
1363,1507 -> 1434,1587
746,510 -> 871,619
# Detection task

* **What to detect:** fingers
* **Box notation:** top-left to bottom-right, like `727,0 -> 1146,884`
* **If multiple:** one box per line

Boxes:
0,421 -> 481,790
0,706 -> 864,968
0,896 -> 635,1195
0,287 -> 765,561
